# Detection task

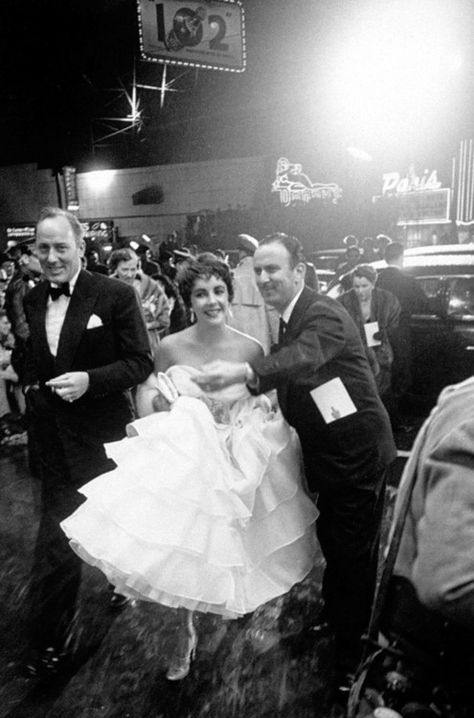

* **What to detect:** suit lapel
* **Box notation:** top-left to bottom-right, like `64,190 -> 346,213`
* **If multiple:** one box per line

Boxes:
55,270 -> 99,374
285,286 -> 315,341
28,280 -> 55,376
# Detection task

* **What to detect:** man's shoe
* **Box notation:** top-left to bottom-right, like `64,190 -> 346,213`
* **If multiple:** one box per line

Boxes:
109,592 -> 130,610
24,646 -> 72,679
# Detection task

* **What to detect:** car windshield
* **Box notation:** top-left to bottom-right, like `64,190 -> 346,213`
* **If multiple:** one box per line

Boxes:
446,276 -> 474,317
414,276 -> 444,314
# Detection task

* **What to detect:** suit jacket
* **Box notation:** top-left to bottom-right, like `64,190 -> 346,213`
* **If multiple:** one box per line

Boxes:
394,377 -> 474,628
24,270 -> 153,484
339,287 -> 401,395
251,287 -> 396,490
376,266 -> 430,320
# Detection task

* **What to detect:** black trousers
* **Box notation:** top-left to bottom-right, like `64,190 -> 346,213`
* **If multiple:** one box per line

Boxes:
315,470 -> 387,673
27,390 -> 122,651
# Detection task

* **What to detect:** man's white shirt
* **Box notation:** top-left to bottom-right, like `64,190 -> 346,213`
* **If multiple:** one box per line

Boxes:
45,268 -> 81,357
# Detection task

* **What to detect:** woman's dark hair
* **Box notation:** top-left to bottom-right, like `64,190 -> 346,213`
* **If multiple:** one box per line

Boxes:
177,253 -> 234,306
154,272 -> 178,300
155,273 -> 189,333
352,263 -> 377,284
259,232 -> 305,268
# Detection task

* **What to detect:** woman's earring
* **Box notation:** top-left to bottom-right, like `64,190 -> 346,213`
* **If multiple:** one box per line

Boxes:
190,308 -> 195,324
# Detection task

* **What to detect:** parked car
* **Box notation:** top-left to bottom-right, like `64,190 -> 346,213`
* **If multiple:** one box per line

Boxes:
309,249 -> 345,293
328,244 -> 474,407
315,269 -> 335,293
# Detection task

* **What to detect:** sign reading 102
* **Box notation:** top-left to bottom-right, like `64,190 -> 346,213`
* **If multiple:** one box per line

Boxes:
138,0 -> 245,72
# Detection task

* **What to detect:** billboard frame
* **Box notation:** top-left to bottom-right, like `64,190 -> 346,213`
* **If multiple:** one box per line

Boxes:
137,0 -> 246,73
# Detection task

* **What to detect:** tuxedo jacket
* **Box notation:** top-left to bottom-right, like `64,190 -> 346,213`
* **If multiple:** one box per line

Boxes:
252,286 -> 396,490
24,270 -> 153,484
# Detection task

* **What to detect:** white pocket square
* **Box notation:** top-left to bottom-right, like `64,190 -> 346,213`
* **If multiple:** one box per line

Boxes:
86,314 -> 103,329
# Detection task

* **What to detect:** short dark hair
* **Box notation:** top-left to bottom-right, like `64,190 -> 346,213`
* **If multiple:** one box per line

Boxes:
109,248 -> 137,273
352,263 -> 377,284
384,242 -> 404,263
259,232 -> 305,268
177,253 -> 234,306
36,207 -> 84,245
343,234 -> 358,247
154,273 -> 178,300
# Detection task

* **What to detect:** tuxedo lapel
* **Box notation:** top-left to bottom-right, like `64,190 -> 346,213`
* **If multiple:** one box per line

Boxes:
55,271 -> 100,374
28,280 -> 55,376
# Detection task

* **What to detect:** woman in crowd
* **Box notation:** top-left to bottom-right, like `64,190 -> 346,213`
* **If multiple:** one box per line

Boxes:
61,254 -> 318,682
109,248 -> 170,358
338,263 -> 401,402
154,272 -> 188,335
0,309 -> 18,419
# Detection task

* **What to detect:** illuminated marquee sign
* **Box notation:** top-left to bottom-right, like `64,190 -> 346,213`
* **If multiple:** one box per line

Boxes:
272,157 -> 342,207
6,225 -> 36,240
82,220 -> 115,240
62,166 -> 79,211
396,188 -> 451,226
382,166 -> 442,196
137,0 -> 245,72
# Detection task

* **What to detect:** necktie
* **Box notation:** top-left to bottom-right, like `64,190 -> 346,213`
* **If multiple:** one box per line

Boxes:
278,317 -> 287,344
49,283 -> 70,301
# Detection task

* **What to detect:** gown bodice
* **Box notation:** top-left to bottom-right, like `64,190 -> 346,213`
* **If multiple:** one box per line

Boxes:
135,364 -> 271,424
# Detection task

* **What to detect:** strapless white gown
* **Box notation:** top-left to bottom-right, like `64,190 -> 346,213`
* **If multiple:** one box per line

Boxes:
61,366 -> 318,619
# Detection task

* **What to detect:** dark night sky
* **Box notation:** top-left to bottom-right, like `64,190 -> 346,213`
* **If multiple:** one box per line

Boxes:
0,0 -> 473,172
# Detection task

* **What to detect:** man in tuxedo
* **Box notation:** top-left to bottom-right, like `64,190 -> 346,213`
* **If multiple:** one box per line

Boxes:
196,233 -> 396,688
23,207 -> 153,676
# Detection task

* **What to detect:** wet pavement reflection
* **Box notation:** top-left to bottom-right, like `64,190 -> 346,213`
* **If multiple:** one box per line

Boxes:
0,438 -> 413,718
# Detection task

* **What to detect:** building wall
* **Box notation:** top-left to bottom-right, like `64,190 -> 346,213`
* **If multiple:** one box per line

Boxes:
0,156 -> 265,246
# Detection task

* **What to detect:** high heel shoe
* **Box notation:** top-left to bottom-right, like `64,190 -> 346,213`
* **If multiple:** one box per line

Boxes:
166,620 -> 197,681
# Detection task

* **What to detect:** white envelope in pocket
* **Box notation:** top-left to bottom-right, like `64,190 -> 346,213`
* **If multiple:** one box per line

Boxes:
86,313 -> 103,329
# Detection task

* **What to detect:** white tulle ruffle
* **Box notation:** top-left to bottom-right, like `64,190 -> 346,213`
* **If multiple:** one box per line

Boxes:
61,368 -> 318,618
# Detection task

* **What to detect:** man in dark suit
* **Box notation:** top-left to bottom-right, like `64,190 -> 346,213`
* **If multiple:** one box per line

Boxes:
377,242 -> 430,424
23,207 -> 153,675
196,233 -> 396,687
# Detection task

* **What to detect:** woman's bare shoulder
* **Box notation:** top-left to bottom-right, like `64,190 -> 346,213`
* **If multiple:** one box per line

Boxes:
226,326 -> 265,361
156,329 -> 193,370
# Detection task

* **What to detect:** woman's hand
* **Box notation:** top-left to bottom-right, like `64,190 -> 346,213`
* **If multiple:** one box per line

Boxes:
193,361 -> 248,392
152,392 -> 171,412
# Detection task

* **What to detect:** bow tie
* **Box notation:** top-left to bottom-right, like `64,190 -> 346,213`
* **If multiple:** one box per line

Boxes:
49,283 -> 71,301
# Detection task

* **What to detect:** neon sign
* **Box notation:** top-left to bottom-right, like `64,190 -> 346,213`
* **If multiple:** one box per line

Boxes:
382,165 -> 442,196
272,157 -> 342,207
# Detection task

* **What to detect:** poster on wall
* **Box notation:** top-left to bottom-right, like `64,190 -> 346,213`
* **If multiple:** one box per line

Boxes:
137,0 -> 246,72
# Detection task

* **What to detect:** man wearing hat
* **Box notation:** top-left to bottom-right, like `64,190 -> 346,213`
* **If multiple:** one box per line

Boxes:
227,234 -> 277,353
4,242 -> 42,384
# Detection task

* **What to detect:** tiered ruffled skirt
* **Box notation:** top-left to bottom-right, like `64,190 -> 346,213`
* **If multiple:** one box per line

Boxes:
61,395 -> 318,618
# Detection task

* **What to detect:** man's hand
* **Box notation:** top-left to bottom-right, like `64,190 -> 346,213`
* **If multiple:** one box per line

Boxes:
46,372 -> 90,403
193,361 -> 248,392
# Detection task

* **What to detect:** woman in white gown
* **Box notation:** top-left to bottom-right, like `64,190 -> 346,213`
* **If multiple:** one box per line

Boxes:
61,254 -> 318,681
